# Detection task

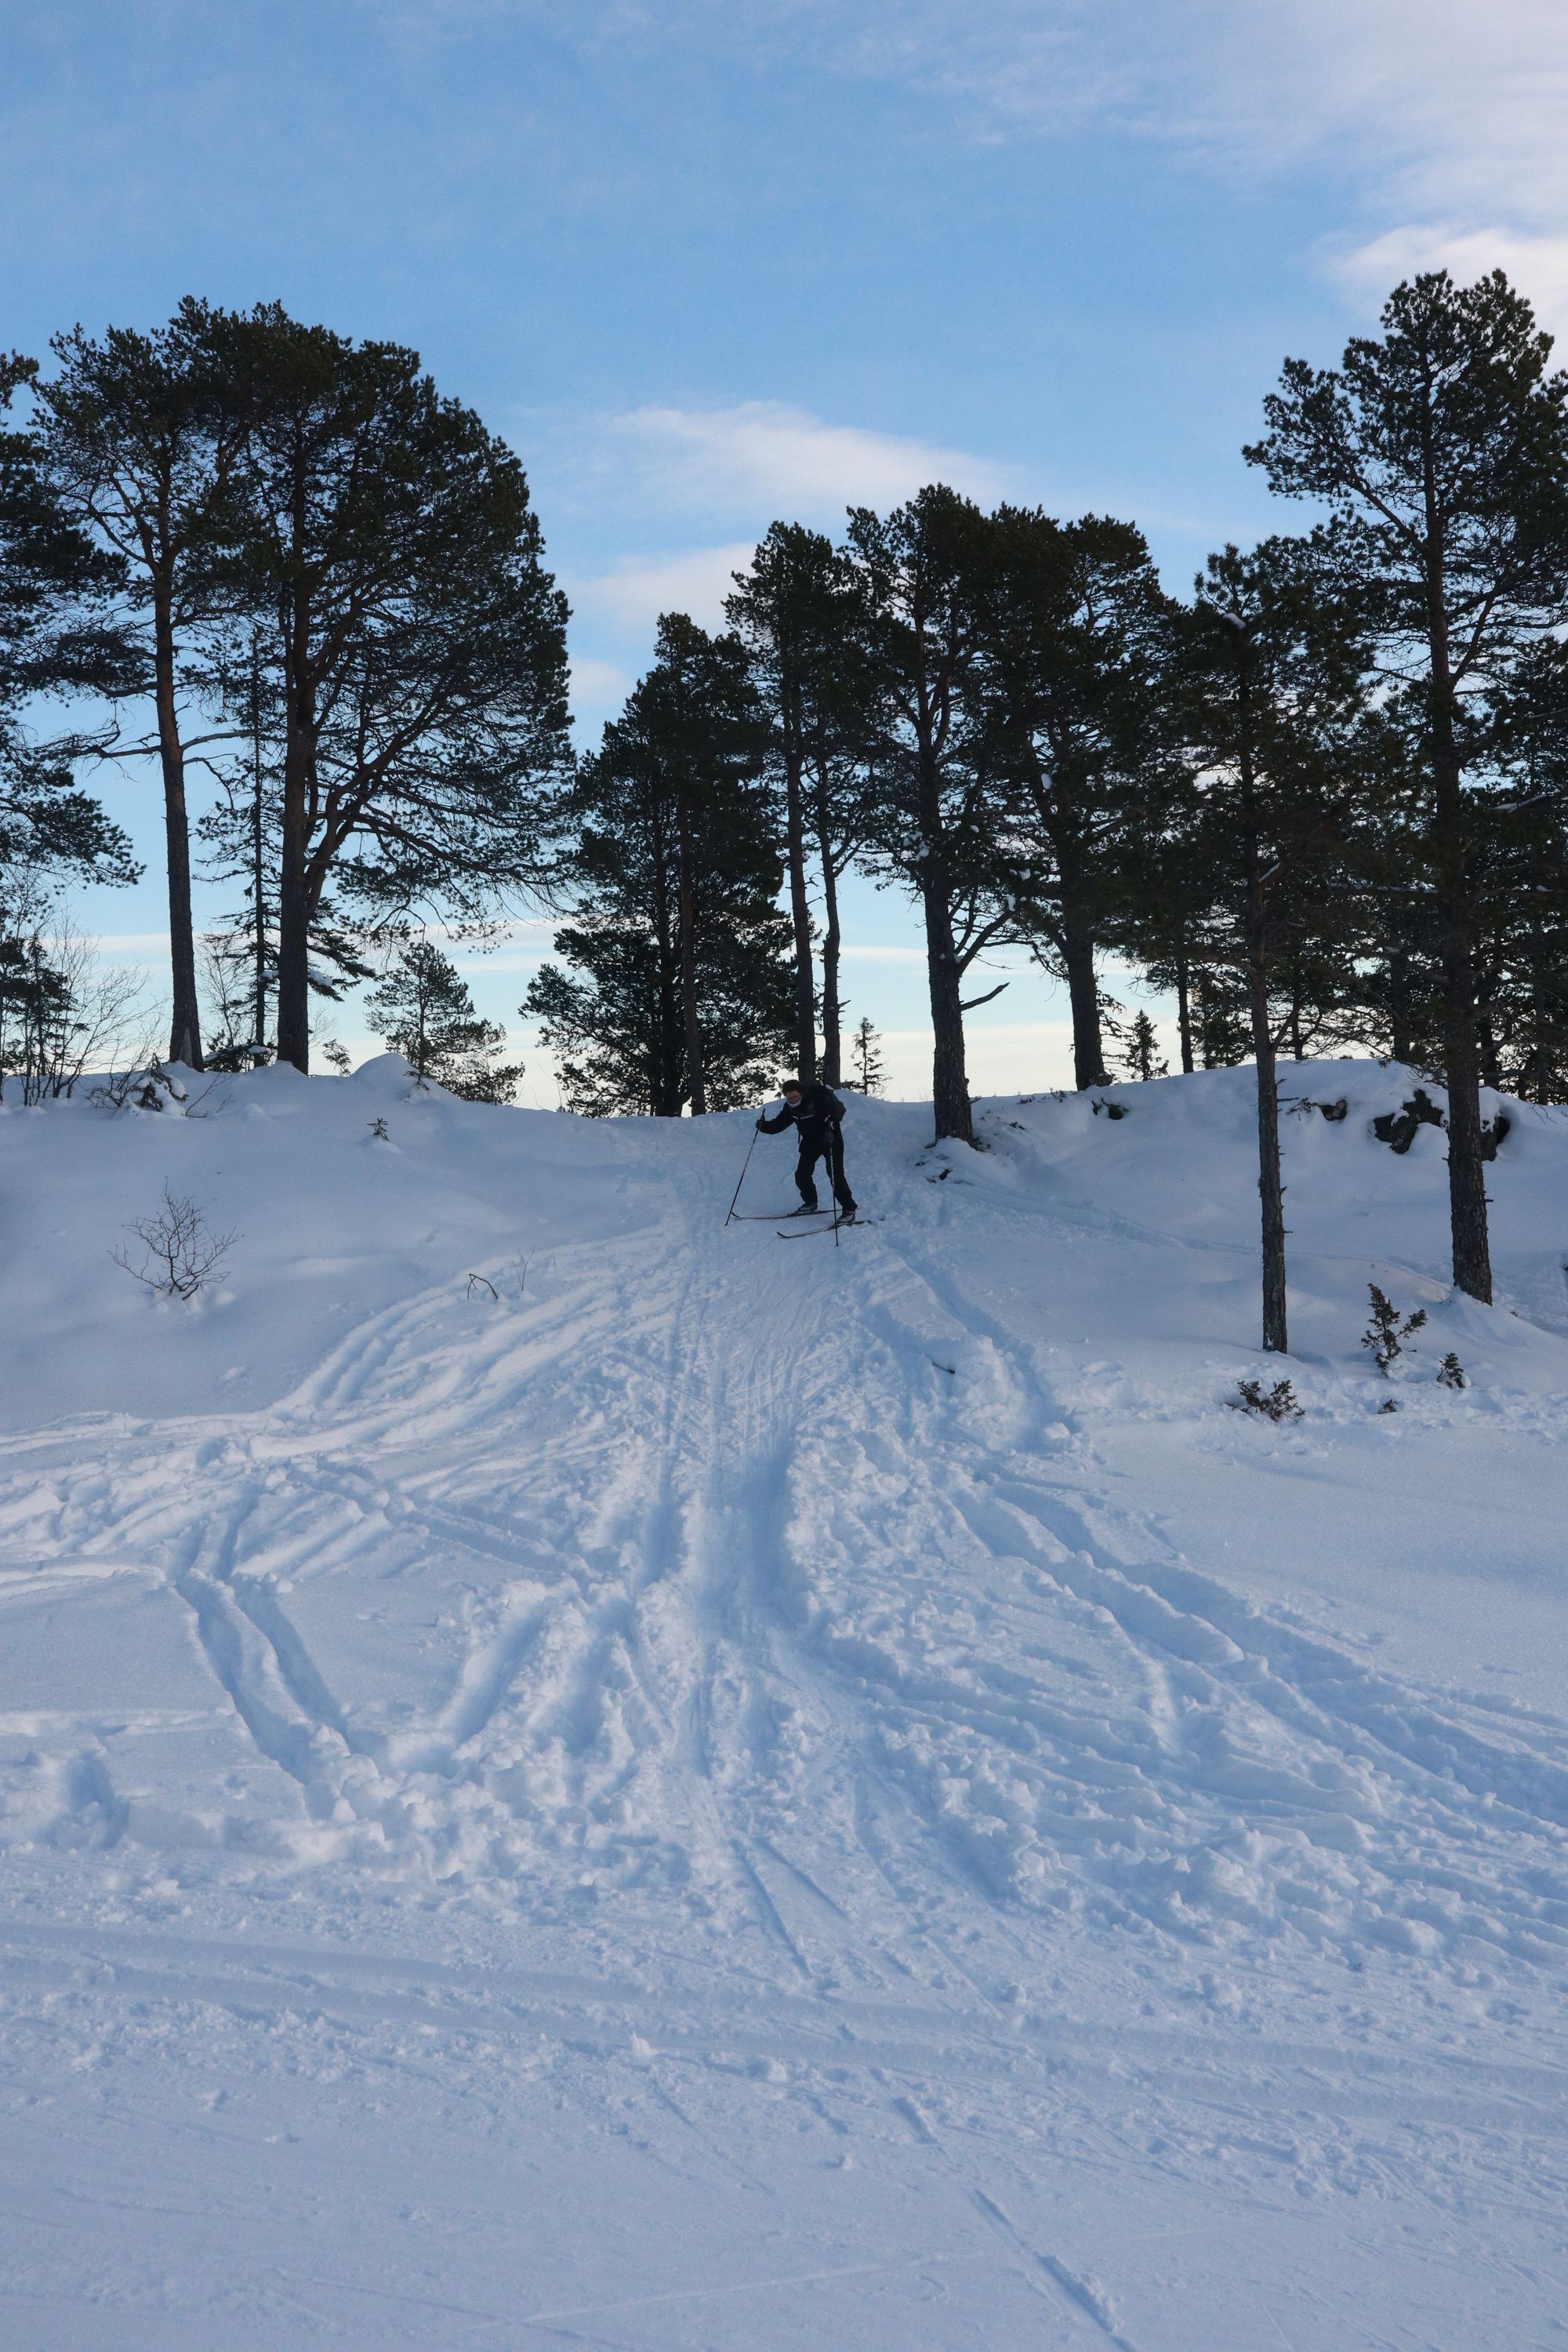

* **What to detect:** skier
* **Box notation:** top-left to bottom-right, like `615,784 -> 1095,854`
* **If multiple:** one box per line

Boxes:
757,1077 -> 858,1221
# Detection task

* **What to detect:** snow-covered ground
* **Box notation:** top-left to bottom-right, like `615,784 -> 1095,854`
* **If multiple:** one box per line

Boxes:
2,1054 -> 1566,2350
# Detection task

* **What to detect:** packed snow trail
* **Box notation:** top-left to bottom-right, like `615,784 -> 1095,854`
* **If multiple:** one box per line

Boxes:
2,1055 -> 1566,2347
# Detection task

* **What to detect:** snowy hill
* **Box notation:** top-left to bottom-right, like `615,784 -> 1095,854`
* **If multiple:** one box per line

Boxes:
2,1055 -> 1567,2350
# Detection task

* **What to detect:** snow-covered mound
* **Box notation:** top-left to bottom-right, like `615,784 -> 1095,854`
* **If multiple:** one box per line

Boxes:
2,1055 -> 1566,2349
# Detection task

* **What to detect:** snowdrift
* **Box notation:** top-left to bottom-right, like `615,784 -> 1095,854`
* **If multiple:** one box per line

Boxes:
2,1054 -> 1566,2350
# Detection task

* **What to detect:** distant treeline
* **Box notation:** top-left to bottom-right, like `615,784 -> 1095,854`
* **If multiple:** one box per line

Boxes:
5,271 -> 1568,1334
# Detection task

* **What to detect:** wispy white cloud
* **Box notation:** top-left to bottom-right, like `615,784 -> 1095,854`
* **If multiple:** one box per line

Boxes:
605,401 -> 1007,515
567,654 -> 630,712
806,4 -> 1568,339
1330,224 -> 1568,339
768,2 -> 1568,226
514,5 -> 1568,344
565,540 -> 757,634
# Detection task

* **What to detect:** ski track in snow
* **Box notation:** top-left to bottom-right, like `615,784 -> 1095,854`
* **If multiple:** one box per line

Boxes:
2,1061 -> 1566,2347
5,1144 -> 1565,1973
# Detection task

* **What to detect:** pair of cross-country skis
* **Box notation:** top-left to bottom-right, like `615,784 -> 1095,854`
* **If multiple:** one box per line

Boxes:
728,1207 -> 876,1240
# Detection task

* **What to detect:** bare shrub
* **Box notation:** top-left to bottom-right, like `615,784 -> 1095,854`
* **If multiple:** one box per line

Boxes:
112,1187 -> 238,1300
90,1055 -> 185,1114
0,880 -> 154,1105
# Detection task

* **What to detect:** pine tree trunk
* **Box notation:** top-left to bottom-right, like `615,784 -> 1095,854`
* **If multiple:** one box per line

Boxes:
1429,699 -> 1492,1302
1420,435 -> 1493,1303
649,808 -> 682,1116
1438,906 -> 1492,1299
1527,919 -> 1552,1104
252,768 -> 267,1051
818,845 -> 843,1087
676,802 -> 706,1115
923,877 -> 971,1142
1387,949 -> 1414,1065
1238,652 -> 1287,1354
250,655 -> 267,1051
1061,898 -> 1108,1089
1174,944 -> 1195,1075
275,724 -> 310,1075
153,604 -> 204,1070
1250,971 -> 1287,1355
1478,1004 -> 1501,1092
782,700 -> 816,1082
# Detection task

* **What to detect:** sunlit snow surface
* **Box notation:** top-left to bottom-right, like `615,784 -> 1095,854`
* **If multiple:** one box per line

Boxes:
2,1054 -> 1566,2350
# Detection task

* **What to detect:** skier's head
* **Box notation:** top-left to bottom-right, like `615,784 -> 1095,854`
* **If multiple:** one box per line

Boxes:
780,1078 -> 804,1100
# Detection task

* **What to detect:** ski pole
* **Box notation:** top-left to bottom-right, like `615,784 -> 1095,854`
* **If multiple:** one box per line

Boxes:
724,1119 -> 761,1225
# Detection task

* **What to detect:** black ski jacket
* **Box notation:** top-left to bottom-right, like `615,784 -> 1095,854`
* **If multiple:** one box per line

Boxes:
759,1081 -> 847,1139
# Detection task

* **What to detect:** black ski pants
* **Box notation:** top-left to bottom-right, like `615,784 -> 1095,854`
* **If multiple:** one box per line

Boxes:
795,1123 -> 855,1213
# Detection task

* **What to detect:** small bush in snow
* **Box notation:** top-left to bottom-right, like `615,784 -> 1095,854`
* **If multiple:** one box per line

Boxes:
1230,1377 -> 1303,1423
368,1116 -> 390,1142
89,1059 -> 184,1115
1362,1283 -> 1426,1374
112,1187 -> 238,1301
1436,1351 -> 1468,1390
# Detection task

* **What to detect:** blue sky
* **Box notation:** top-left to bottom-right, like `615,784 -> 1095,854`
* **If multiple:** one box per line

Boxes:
5,2 -> 1566,1097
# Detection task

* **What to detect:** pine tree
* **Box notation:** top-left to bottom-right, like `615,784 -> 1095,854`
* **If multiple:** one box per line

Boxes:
195,628 -> 372,1066
728,524 -> 880,1087
1110,1007 -> 1167,1081
524,615 -> 791,1116
201,305 -> 572,1074
1452,635 -> 1568,1101
846,488 -> 1020,1143
977,509 -> 1177,1091
366,938 -> 521,1102
0,351 -> 136,894
727,524 -> 830,1082
1247,270 -> 1568,1302
848,1014 -> 886,1094
37,304 -> 252,1065
1171,538 -> 1382,1353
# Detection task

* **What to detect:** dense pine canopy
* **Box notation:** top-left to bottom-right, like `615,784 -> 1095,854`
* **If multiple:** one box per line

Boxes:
9,268 -> 1568,1329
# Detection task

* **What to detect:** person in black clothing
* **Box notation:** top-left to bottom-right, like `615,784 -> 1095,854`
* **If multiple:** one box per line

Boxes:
757,1078 -> 858,1219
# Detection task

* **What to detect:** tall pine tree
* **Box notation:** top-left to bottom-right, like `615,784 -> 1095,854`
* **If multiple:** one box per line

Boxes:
976,508 -> 1176,1091
203,305 -> 572,1073
727,524 -> 880,1086
38,303 -> 252,1065
1172,539 -> 1382,1353
524,615 -> 791,1116
1247,270 -> 1568,1302
846,488 -> 1018,1143
1,350 -> 136,891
